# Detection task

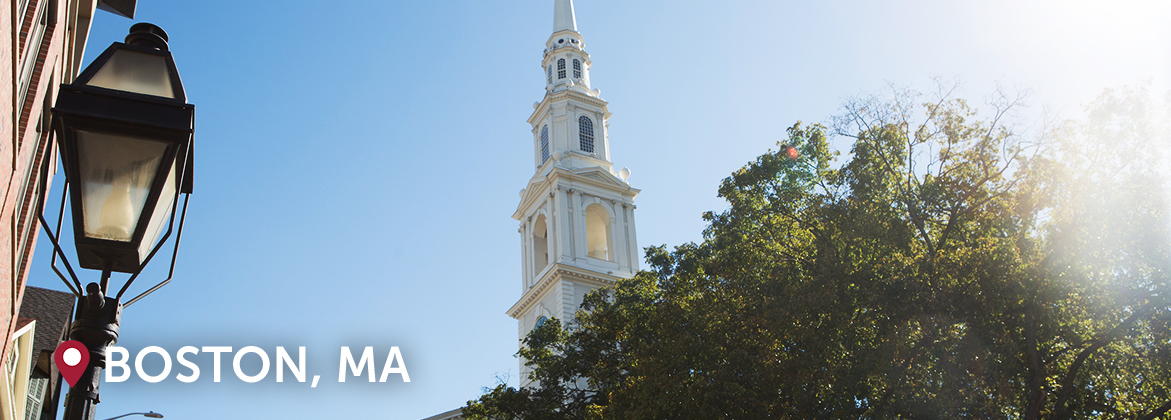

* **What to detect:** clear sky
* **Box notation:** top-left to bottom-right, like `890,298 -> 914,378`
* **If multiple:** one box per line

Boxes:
27,0 -> 1170,419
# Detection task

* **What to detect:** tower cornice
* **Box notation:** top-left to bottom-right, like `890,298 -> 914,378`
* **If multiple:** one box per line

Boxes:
543,44 -> 591,65
545,29 -> 586,52
507,264 -> 620,319
528,89 -> 609,126
514,166 -> 640,221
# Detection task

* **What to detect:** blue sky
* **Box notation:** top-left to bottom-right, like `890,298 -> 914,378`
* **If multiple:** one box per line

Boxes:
28,0 -> 1170,418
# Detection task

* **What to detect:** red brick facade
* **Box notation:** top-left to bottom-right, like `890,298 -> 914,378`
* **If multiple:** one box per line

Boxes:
2,0 -> 99,375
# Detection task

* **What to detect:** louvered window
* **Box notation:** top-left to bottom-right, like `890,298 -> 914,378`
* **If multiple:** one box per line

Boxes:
557,59 -> 566,79
578,116 -> 594,153
573,59 -> 582,79
540,125 -> 550,164
24,377 -> 47,420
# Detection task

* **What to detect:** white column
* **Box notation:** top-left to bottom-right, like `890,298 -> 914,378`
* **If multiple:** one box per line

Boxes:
572,190 -> 587,261
545,196 -> 558,265
625,203 -> 639,271
520,223 -> 530,291
555,187 -> 573,263
553,103 -> 570,152
610,199 -> 625,266
568,104 -> 578,152
602,120 -> 611,161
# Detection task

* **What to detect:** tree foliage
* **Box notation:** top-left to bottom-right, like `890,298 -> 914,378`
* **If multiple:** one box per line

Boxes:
465,85 -> 1171,419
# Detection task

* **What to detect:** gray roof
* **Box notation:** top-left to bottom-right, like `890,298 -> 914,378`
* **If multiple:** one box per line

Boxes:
19,286 -> 75,359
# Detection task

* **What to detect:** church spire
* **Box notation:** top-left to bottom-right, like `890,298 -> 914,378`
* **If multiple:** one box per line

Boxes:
512,0 -> 640,388
553,0 -> 577,33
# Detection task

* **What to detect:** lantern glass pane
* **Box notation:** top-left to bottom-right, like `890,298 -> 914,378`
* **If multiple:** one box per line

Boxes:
76,131 -> 168,242
138,160 -> 177,258
86,49 -> 176,98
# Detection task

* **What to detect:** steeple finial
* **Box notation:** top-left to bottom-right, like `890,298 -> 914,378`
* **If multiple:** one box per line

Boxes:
553,0 -> 577,32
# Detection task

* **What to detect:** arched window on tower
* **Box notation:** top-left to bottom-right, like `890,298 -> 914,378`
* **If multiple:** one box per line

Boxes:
540,125 -> 550,164
578,116 -> 594,153
557,59 -> 566,79
547,65 -> 552,84
586,204 -> 611,261
572,59 -> 582,79
533,214 -> 550,272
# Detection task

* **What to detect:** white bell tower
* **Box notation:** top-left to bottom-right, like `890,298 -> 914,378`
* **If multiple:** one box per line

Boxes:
508,0 -> 640,386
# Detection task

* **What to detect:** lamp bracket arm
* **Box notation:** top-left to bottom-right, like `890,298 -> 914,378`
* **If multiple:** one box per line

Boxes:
122,192 -> 188,308
34,134 -> 83,297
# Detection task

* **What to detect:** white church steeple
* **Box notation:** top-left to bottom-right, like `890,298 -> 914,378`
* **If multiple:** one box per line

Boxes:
510,0 -> 641,387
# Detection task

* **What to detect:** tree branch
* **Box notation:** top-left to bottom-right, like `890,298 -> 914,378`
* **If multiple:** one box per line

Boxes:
1024,302 -> 1045,420
1052,305 -> 1153,420
1138,400 -> 1171,420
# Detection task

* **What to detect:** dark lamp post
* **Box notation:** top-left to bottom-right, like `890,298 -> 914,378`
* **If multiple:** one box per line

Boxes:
38,23 -> 194,420
52,22 -> 193,274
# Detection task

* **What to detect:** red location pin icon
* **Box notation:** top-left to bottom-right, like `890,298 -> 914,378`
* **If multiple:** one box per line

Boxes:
54,340 -> 89,387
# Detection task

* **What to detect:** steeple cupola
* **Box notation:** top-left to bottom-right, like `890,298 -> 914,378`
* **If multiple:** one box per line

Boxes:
542,0 -> 594,94
531,0 -> 612,174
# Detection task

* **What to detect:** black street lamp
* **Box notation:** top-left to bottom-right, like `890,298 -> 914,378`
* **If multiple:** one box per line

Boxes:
36,23 -> 194,420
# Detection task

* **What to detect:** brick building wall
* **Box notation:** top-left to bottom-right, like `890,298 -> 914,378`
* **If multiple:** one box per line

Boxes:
1,0 -> 101,381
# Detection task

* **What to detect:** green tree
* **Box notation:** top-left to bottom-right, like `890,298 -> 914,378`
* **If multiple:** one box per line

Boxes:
465,85 -> 1170,419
